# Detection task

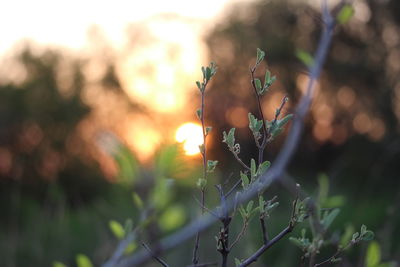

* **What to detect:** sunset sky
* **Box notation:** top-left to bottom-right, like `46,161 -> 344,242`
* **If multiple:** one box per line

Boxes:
0,0 -> 240,53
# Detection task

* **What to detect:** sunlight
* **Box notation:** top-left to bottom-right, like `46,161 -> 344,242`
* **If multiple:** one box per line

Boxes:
118,17 -> 205,113
175,123 -> 203,156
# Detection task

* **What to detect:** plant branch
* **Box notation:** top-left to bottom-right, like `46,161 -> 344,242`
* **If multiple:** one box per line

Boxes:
313,241 -> 355,267
229,219 -> 249,250
260,217 -> 269,244
238,194 -> 299,267
238,225 -> 293,267
249,67 -> 269,165
142,243 -> 169,267
193,71 -> 212,266
186,262 -> 218,267
230,150 -> 251,171
109,2 -> 335,266
225,178 -> 242,198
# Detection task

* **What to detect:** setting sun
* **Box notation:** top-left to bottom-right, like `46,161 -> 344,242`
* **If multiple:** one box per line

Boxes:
175,123 -> 203,155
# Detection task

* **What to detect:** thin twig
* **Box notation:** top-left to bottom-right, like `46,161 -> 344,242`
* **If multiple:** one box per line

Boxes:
225,178 -> 242,198
193,196 -> 220,218
238,225 -> 294,267
238,194 -> 299,267
313,241 -> 355,267
142,243 -> 169,267
193,72 -> 212,266
229,220 -> 249,250
215,185 -> 232,267
249,66 -> 269,165
186,262 -> 218,267
260,217 -> 268,244
231,151 -> 251,171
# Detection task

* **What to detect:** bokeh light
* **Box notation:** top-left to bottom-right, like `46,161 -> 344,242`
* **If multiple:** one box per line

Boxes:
175,123 -> 203,155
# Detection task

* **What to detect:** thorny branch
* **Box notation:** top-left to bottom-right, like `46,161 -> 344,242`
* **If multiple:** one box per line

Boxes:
108,1 -> 336,266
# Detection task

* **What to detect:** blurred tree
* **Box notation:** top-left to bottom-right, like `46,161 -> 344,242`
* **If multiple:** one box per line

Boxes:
0,46 -> 108,205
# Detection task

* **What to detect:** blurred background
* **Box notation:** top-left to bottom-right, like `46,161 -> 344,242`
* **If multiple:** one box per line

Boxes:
1,0 -> 399,266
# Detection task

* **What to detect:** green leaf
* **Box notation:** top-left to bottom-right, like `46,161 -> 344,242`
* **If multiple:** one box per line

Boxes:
366,241 -> 381,267
296,49 -> 315,67
205,67 -> 212,81
132,192 -> 143,210
352,232 -> 360,241
109,220 -> 125,240
240,172 -> 249,188
264,70 -> 271,86
321,208 -> 340,230
246,200 -> 254,214
196,109 -> 202,120
53,261 -> 67,267
289,237 -> 304,249
198,144 -> 205,154
76,254 -> 93,267
256,48 -> 265,64
206,126 -> 212,135
207,160 -> 218,173
337,4 -> 354,24
196,81 -> 203,91
361,224 -> 367,235
362,230 -> 375,241
238,205 -> 247,219
248,113 -> 263,133
257,161 -> 271,176
259,195 -> 265,213
264,73 -> 276,88
250,158 -> 257,179
271,127 -> 283,138
159,204 -> 186,231
277,114 -> 293,129
201,66 -> 206,79
266,201 -> 279,212
222,128 -> 236,148
196,178 -> 207,189
255,78 -> 262,92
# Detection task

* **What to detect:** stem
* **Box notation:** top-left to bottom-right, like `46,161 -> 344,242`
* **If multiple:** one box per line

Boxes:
187,263 -> 218,267
313,241 -> 355,267
231,151 -> 251,171
238,225 -> 293,267
260,217 -> 268,244
215,185 -> 232,267
229,220 -> 249,250
193,77 -> 210,266
142,243 -> 169,267
238,195 -> 299,267
250,67 -> 269,165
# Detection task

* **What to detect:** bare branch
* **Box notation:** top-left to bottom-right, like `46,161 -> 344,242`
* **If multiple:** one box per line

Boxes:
229,220 -> 249,250
142,243 -> 169,267
186,262 -> 218,267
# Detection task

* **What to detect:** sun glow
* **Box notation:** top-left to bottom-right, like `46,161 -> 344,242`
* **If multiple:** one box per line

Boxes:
175,123 -> 203,155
